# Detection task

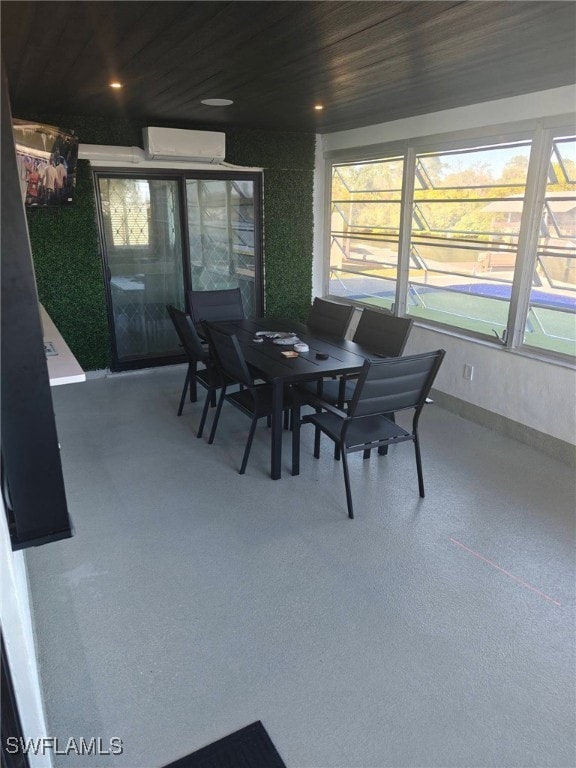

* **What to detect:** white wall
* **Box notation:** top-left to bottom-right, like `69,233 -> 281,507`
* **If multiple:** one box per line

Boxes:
313,86 -> 576,445
0,500 -> 53,768
405,327 -> 576,444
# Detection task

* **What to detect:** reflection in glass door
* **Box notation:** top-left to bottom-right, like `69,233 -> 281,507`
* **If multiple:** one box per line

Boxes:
96,171 -> 262,371
187,178 -> 258,316
98,176 -> 185,368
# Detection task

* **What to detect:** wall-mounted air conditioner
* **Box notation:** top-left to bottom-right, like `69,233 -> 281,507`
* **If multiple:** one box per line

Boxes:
143,127 -> 226,163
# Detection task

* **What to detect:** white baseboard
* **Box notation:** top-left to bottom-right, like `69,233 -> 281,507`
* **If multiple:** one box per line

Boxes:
431,389 -> 576,467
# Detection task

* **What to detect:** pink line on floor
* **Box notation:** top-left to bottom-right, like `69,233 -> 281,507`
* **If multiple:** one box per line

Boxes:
449,537 -> 561,607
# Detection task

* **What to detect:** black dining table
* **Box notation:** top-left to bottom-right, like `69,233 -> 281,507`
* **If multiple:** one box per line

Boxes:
209,317 -> 379,479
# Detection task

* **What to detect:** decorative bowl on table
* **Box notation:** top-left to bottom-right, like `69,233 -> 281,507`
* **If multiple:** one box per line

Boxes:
272,334 -> 301,346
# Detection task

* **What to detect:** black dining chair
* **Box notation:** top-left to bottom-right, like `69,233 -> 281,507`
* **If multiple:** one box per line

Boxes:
303,298 -> 355,423
204,324 -> 296,475
166,305 -> 229,438
188,288 -> 245,328
308,309 -> 415,407
306,297 -> 355,339
293,349 -> 446,519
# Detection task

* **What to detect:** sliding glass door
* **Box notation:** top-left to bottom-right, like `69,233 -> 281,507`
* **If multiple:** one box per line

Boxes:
98,176 -> 184,366
186,178 -> 258,317
96,171 -> 262,370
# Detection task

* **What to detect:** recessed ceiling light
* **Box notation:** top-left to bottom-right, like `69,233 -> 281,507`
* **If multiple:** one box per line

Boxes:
314,104 -> 324,111
109,82 -> 123,89
201,98 -> 234,107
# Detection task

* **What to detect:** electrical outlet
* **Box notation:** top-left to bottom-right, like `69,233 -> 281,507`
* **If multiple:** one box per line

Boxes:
463,364 -> 474,381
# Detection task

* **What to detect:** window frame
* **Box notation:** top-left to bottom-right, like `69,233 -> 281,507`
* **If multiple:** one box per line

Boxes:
324,114 -> 576,364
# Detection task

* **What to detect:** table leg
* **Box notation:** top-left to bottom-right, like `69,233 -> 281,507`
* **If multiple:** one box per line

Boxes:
271,379 -> 283,479
291,398 -> 300,476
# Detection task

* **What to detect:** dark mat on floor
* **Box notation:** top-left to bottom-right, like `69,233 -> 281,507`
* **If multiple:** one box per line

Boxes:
162,721 -> 287,768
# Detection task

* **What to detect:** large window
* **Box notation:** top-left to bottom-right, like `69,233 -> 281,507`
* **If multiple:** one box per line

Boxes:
328,121 -> 576,360
330,157 -> 404,311
408,142 -> 530,338
524,136 -> 576,356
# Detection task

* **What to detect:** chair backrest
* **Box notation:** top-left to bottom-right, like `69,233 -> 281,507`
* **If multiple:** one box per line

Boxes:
188,288 -> 244,324
307,297 -> 354,338
204,324 -> 253,388
348,350 -> 446,419
353,309 -> 414,357
166,304 -> 208,363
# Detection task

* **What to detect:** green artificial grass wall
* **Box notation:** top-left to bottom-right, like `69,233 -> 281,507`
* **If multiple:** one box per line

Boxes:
226,129 -> 316,321
27,159 -> 109,371
23,114 -> 315,370
261,168 -> 315,320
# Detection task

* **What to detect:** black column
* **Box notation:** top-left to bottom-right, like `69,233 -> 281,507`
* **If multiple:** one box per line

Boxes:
1,61 -> 73,549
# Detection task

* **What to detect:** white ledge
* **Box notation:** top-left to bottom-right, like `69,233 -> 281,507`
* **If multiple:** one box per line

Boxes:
40,304 -> 86,386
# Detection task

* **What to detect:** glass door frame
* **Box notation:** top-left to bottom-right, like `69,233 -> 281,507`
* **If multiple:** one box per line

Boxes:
93,168 -> 264,371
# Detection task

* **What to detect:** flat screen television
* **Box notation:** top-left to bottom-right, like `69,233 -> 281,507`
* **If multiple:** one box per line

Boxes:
12,118 -> 79,207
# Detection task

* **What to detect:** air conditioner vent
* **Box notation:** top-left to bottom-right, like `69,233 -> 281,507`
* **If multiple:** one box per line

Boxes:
143,127 -> 225,163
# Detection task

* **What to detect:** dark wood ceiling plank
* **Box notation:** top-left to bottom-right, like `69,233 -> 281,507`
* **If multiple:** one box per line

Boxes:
3,2 -> 73,103
2,0 -> 574,133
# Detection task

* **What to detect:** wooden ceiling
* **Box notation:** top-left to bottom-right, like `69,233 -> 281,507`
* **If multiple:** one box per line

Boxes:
2,1 -> 575,134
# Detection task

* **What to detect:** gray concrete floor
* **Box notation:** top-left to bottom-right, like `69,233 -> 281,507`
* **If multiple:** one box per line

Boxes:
25,365 -> 575,768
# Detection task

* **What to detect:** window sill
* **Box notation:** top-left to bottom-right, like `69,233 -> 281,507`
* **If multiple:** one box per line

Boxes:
412,319 -> 576,371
